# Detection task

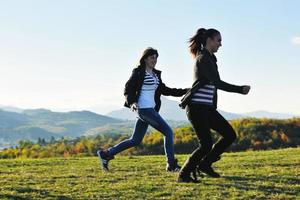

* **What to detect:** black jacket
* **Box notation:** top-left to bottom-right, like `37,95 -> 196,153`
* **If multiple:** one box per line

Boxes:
180,49 -> 244,109
124,66 -> 188,112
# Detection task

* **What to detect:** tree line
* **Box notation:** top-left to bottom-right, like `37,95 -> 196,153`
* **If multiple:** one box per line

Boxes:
0,118 -> 299,159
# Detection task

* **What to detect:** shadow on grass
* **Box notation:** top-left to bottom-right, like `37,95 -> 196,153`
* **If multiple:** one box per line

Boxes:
219,175 -> 300,196
0,194 -> 28,200
13,187 -> 74,200
15,187 -> 49,194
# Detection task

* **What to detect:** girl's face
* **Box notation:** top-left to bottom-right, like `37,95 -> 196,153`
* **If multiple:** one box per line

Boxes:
207,34 -> 222,53
144,54 -> 157,69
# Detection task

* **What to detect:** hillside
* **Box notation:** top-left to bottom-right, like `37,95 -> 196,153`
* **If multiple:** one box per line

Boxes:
0,148 -> 299,199
0,109 -> 122,148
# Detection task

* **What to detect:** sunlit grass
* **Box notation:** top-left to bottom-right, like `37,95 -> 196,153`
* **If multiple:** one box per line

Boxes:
0,148 -> 299,199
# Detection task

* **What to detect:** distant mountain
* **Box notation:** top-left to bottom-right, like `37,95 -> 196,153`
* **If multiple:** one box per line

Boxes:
0,109 -> 122,149
242,110 -> 298,119
0,105 -> 23,113
106,108 -> 136,121
1,103 -> 297,149
107,97 -> 188,121
0,107 -> 193,149
0,110 -> 29,129
219,110 -> 244,120
22,109 -> 121,130
107,97 -> 243,121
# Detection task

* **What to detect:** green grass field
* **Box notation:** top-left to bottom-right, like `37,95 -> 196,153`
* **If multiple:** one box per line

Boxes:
0,148 -> 299,200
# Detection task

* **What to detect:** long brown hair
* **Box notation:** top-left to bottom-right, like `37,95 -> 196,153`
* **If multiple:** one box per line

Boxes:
138,47 -> 159,67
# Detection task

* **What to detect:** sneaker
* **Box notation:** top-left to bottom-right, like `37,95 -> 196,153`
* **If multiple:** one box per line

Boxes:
166,159 -> 181,172
97,149 -> 114,171
177,173 -> 199,183
197,162 -> 220,178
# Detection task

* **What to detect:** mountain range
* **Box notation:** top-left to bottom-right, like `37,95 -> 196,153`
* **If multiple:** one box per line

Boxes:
0,98 -> 298,149
106,97 -> 298,120
107,97 -> 243,121
0,109 -> 122,149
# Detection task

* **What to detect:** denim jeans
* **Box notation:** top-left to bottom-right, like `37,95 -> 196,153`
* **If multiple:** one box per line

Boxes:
107,108 -> 175,163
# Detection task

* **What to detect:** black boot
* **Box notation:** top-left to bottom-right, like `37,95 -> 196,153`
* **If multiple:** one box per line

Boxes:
177,172 -> 199,183
177,157 -> 200,183
211,155 -> 221,163
197,161 -> 220,178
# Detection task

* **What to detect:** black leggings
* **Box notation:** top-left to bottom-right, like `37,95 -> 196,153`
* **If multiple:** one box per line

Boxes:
184,104 -> 237,170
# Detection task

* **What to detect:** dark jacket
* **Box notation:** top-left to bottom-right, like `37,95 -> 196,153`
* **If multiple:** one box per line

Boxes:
124,66 -> 188,112
180,49 -> 244,109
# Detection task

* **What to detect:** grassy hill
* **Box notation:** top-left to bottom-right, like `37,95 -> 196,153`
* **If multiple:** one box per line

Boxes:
0,148 -> 299,199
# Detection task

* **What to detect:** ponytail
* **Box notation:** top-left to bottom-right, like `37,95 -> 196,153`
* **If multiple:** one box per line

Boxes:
189,28 -> 220,57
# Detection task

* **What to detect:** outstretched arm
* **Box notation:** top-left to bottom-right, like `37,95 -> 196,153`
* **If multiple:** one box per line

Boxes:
199,56 -> 249,94
160,82 -> 189,97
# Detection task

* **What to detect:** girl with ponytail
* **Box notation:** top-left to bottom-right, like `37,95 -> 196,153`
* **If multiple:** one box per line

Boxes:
178,28 -> 251,182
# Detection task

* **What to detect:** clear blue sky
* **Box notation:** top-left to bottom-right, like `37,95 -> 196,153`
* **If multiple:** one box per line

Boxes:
0,0 -> 299,115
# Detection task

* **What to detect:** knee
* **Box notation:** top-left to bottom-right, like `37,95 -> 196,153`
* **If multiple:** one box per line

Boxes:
199,140 -> 213,152
163,127 -> 174,139
227,131 -> 237,143
166,129 -> 174,138
128,138 -> 141,147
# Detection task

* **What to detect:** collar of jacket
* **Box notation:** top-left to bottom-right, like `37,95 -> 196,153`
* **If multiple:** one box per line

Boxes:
201,48 -> 217,62
138,65 -> 162,76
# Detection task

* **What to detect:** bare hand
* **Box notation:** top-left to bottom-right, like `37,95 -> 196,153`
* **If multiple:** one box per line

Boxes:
242,85 -> 251,94
131,103 -> 138,112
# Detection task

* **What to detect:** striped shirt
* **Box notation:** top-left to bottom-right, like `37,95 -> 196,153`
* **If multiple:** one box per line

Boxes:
190,84 -> 215,106
138,71 -> 160,108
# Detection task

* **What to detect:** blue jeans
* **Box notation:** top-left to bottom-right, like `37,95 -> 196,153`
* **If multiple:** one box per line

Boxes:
107,108 -> 175,163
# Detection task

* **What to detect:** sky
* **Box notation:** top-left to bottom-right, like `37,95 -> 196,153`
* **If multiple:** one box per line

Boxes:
0,0 -> 299,115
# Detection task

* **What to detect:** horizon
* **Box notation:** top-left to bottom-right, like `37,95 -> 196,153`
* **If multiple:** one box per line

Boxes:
1,1 -> 300,115
0,98 -> 299,118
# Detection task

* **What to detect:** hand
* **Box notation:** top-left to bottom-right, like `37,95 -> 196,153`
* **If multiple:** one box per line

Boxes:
131,103 -> 138,112
242,85 -> 251,94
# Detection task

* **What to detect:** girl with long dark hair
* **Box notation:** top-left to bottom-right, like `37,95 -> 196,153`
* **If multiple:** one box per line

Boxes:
178,28 -> 250,182
98,47 -> 188,172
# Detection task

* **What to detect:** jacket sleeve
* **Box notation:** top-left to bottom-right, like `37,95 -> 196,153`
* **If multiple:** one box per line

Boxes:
160,81 -> 189,97
198,56 -> 243,93
124,68 -> 138,107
